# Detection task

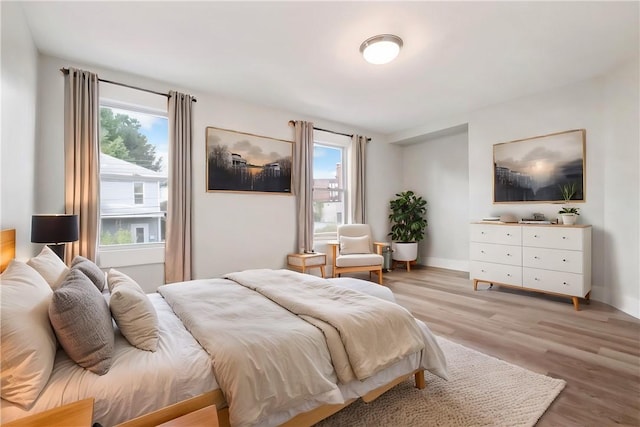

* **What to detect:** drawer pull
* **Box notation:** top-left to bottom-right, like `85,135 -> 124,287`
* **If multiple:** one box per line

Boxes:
480,250 -> 485,254
507,273 -> 512,277
506,233 -> 511,236
534,277 -> 540,281
481,232 -> 485,235
507,253 -> 511,256
562,236 -> 567,240
563,281 -> 568,285
534,234 -> 539,238
534,256 -> 539,259
481,269 -> 486,273
562,259 -> 566,262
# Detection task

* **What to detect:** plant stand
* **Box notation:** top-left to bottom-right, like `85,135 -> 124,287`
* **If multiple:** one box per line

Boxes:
393,260 -> 417,272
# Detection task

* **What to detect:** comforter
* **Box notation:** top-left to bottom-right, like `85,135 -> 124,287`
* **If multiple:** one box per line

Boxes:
158,269 -> 446,427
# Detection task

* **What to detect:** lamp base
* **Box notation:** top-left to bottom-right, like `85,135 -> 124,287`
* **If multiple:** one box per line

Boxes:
47,244 -> 66,261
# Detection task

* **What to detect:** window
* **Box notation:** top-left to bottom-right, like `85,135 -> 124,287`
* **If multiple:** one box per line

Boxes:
313,138 -> 348,237
133,182 -> 144,204
99,103 -> 168,246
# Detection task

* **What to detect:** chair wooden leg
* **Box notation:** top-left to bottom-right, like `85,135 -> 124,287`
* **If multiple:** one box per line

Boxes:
378,270 -> 383,285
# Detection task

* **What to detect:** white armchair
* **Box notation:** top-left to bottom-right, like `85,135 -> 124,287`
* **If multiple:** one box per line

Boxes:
327,224 -> 385,285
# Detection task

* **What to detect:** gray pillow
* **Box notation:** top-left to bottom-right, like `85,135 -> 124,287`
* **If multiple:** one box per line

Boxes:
71,256 -> 106,292
49,269 -> 114,375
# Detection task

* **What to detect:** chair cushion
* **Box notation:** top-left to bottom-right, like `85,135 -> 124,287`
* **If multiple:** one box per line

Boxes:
339,235 -> 371,254
336,253 -> 383,267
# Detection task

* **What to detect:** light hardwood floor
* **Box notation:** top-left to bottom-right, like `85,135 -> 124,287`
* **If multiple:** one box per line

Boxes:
345,267 -> 640,426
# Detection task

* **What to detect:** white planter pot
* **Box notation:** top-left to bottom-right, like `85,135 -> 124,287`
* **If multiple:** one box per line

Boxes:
392,242 -> 418,261
561,213 -> 577,225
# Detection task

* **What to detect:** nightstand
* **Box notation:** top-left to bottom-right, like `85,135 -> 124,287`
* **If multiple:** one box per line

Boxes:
287,252 -> 326,278
4,398 -> 94,427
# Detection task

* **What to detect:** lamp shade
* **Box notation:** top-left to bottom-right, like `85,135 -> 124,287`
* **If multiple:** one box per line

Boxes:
31,215 -> 79,244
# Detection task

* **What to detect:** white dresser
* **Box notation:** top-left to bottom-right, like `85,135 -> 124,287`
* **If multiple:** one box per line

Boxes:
469,222 -> 592,310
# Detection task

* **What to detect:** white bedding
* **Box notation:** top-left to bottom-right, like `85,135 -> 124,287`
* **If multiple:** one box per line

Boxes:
0,294 -> 217,427
159,272 -> 447,427
1,275 -> 447,427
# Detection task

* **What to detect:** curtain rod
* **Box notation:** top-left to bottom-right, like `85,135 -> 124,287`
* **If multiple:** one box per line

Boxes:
288,120 -> 371,142
60,68 -> 197,102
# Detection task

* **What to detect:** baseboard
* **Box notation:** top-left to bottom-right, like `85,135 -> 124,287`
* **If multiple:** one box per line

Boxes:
420,257 -> 469,273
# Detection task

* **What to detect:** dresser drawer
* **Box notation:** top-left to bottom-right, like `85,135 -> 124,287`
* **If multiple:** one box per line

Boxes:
522,247 -> 583,274
470,242 -> 521,266
471,261 -> 522,286
470,224 -> 521,245
522,226 -> 584,250
523,267 -> 586,296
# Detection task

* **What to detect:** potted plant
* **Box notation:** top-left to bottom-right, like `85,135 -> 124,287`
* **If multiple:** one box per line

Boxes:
558,183 -> 580,225
388,190 -> 427,262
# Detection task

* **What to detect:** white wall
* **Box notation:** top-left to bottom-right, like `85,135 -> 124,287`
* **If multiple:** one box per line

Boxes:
0,3 -> 39,260
34,54 -> 401,288
467,66 -> 640,317
602,59 -> 640,317
401,130 -> 470,271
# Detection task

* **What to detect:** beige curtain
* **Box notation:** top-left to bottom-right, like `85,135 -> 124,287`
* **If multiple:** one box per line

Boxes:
165,91 -> 194,283
351,135 -> 367,224
64,67 -> 100,263
293,121 -> 314,252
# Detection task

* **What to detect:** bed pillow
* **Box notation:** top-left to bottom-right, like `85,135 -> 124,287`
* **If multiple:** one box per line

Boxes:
0,260 -> 57,408
71,255 -> 106,292
108,269 -> 159,351
26,245 -> 69,289
339,235 -> 371,255
49,269 -> 114,375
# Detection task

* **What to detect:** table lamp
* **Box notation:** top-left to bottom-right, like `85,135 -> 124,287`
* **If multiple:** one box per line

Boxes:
31,214 -> 79,260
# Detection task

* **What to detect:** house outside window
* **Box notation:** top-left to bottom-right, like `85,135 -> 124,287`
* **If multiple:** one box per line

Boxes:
99,104 -> 168,246
313,136 -> 349,238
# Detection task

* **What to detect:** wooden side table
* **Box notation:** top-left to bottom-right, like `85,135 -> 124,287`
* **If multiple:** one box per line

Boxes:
287,252 -> 326,278
4,398 -> 94,427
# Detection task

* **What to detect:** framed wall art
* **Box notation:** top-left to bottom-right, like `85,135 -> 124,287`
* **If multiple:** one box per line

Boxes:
206,127 -> 293,194
493,129 -> 586,203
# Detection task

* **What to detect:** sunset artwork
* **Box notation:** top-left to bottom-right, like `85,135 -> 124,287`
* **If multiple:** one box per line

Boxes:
493,129 -> 585,203
206,127 -> 293,194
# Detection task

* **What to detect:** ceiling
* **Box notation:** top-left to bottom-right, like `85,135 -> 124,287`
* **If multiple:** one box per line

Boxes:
19,1 -> 639,136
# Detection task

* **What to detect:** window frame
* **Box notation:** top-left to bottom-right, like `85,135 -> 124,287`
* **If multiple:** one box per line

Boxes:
312,131 -> 351,241
97,98 -> 168,267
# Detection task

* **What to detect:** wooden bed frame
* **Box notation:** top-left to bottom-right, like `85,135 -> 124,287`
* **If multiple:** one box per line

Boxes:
1,228 -> 16,273
118,370 -> 426,427
0,228 -> 426,427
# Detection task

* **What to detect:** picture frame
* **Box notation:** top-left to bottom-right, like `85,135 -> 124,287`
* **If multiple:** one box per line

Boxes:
206,126 -> 293,194
493,129 -> 586,204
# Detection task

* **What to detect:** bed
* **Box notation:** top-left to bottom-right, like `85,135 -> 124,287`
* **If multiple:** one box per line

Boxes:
0,229 -> 447,427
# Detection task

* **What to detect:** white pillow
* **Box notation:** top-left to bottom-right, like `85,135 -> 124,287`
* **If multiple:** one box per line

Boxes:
108,269 -> 159,351
1,260 -> 57,408
27,246 -> 69,289
339,235 -> 371,255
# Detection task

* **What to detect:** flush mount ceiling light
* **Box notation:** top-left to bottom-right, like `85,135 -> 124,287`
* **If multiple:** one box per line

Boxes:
359,34 -> 403,65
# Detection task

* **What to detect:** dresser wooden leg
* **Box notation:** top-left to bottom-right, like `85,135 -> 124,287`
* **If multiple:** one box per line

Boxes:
571,296 -> 580,311
473,279 -> 478,291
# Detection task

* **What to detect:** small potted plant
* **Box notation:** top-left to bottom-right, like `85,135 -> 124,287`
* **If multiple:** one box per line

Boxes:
558,183 -> 580,225
388,190 -> 427,262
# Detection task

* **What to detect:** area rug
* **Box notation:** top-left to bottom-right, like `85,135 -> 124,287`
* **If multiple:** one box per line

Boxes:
316,337 -> 565,427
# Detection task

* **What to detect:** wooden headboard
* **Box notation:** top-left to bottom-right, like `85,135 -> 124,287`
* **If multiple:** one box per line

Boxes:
1,228 -> 16,273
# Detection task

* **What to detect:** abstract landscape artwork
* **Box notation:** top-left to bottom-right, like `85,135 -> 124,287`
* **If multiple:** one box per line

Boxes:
493,129 -> 585,203
206,127 -> 292,194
